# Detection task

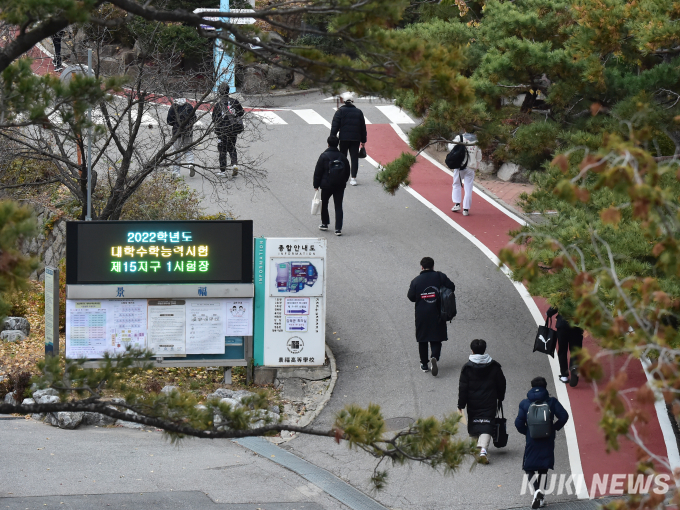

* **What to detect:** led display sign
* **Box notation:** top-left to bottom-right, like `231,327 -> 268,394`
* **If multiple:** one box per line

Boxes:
66,221 -> 253,285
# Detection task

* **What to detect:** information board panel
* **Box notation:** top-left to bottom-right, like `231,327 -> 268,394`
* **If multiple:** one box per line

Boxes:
66,220 -> 253,285
65,298 -> 253,359
262,239 -> 326,367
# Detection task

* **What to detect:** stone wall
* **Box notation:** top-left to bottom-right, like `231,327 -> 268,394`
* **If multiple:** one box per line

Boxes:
21,203 -> 68,281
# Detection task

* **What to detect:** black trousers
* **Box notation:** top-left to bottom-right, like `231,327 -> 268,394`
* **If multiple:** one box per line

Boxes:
321,187 -> 345,230
218,135 -> 238,171
340,140 -> 360,178
51,36 -> 62,67
418,341 -> 442,366
526,470 -> 549,491
557,328 -> 583,377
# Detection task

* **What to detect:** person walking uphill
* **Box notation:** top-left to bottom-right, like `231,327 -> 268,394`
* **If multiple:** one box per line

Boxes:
407,257 -> 456,376
313,135 -> 350,236
515,377 -> 569,509
546,307 -> 583,387
330,92 -> 366,186
450,133 -> 483,216
166,98 -> 197,179
458,339 -> 506,464
212,83 -> 245,177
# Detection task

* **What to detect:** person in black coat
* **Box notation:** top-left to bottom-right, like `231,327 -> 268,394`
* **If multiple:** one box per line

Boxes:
313,135 -> 350,235
457,339 -> 506,464
51,30 -> 66,70
546,307 -> 583,387
330,93 -> 367,186
515,376 -> 569,509
407,257 -> 456,376
166,98 -> 197,178
212,83 -> 245,177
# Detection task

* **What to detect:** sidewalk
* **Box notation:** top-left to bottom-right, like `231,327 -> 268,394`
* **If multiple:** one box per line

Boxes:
368,123 -> 676,498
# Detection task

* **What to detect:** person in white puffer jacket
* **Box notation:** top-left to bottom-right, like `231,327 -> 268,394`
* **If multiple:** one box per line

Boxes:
451,133 -> 483,216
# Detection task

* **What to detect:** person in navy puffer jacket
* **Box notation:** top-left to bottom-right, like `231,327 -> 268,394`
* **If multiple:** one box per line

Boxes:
515,376 -> 569,509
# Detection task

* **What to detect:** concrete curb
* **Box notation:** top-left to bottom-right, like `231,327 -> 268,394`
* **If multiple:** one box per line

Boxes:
242,88 -> 323,99
269,343 -> 337,444
472,180 -> 538,227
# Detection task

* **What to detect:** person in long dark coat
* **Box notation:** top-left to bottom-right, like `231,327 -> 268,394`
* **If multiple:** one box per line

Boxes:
407,256 -> 455,376
515,376 -> 569,509
547,307 -> 583,387
330,92 -> 366,186
457,339 -> 506,464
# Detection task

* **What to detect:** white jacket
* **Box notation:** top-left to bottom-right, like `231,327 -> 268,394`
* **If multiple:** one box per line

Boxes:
465,145 -> 483,171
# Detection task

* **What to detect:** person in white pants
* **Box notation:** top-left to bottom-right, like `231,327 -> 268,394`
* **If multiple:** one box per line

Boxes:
451,133 -> 482,216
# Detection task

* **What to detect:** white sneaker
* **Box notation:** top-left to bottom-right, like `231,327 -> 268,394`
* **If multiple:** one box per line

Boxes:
532,490 -> 544,509
452,204 -> 461,212
217,172 -> 228,178
559,375 -> 569,384
171,171 -> 180,179
463,209 -> 469,216
350,178 -> 357,186
479,448 -> 489,464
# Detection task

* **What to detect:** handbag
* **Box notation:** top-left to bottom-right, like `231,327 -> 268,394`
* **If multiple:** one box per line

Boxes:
493,402 -> 508,448
358,145 -> 367,159
311,189 -> 321,215
533,316 -> 557,357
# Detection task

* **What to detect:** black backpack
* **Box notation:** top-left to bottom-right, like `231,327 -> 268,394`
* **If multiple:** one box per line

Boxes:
527,401 -> 553,439
445,143 -> 469,170
217,100 -> 244,135
328,159 -> 346,186
438,272 -> 457,321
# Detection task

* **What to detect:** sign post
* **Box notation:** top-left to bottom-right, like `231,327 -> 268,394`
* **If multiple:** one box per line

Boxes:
44,266 -> 60,357
254,238 -> 327,367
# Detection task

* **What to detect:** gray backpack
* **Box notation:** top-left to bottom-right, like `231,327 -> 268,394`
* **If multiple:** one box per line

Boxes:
527,401 -> 553,439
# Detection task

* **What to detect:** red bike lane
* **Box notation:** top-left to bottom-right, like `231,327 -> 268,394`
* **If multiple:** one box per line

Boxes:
366,123 -> 673,497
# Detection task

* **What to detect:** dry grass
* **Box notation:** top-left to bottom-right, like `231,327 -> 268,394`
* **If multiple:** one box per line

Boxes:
1,281 -> 280,406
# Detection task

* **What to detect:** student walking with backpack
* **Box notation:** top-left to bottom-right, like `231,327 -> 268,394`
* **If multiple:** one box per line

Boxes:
166,98 -> 197,178
330,92 -> 367,186
407,257 -> 456,376
515,376 -> 569,509
457,339 -> 506,464
546,307 -> 583,387
313,135 -> 350,236
212,83 -> 245,177
446,133 -> 482,216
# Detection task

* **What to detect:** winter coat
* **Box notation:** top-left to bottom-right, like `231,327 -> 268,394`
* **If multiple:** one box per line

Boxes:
167,102 -> 197,137
313,147 -> 350,190
547,307 -> 584,346
212,97 -> 245,138
458,358 -> 506,436
515,386 -> 569,471
406,269 -> 455,343
330,103 -> 367,143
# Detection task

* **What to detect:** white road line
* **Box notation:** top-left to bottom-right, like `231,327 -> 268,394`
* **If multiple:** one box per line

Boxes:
389,121 -> 680,487
376,105 -> 414,124
390,123 -> 528,226
252,110 -> 287,125
332,107 -> 371,124
293,109 -> 331,129
641,357 -> 680,481
362,146 -> 589,500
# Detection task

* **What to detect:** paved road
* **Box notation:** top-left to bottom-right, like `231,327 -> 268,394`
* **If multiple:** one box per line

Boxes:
189,93 -> 573,510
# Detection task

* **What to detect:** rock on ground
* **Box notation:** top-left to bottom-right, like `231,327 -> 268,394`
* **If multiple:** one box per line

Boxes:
32,388 -> 59,400
36,395 -> 60,405
160,385 -> 178,395
46,412 -> 84,429
1,330 -> 27,342
497,162 -> 521,182
82,411 -> 117,426
207,388 -> 235,399
2,317 -> 30,336
3,393 -> 18,406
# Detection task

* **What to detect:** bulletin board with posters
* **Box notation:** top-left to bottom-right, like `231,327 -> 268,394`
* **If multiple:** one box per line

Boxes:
64,220 -> 254,368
